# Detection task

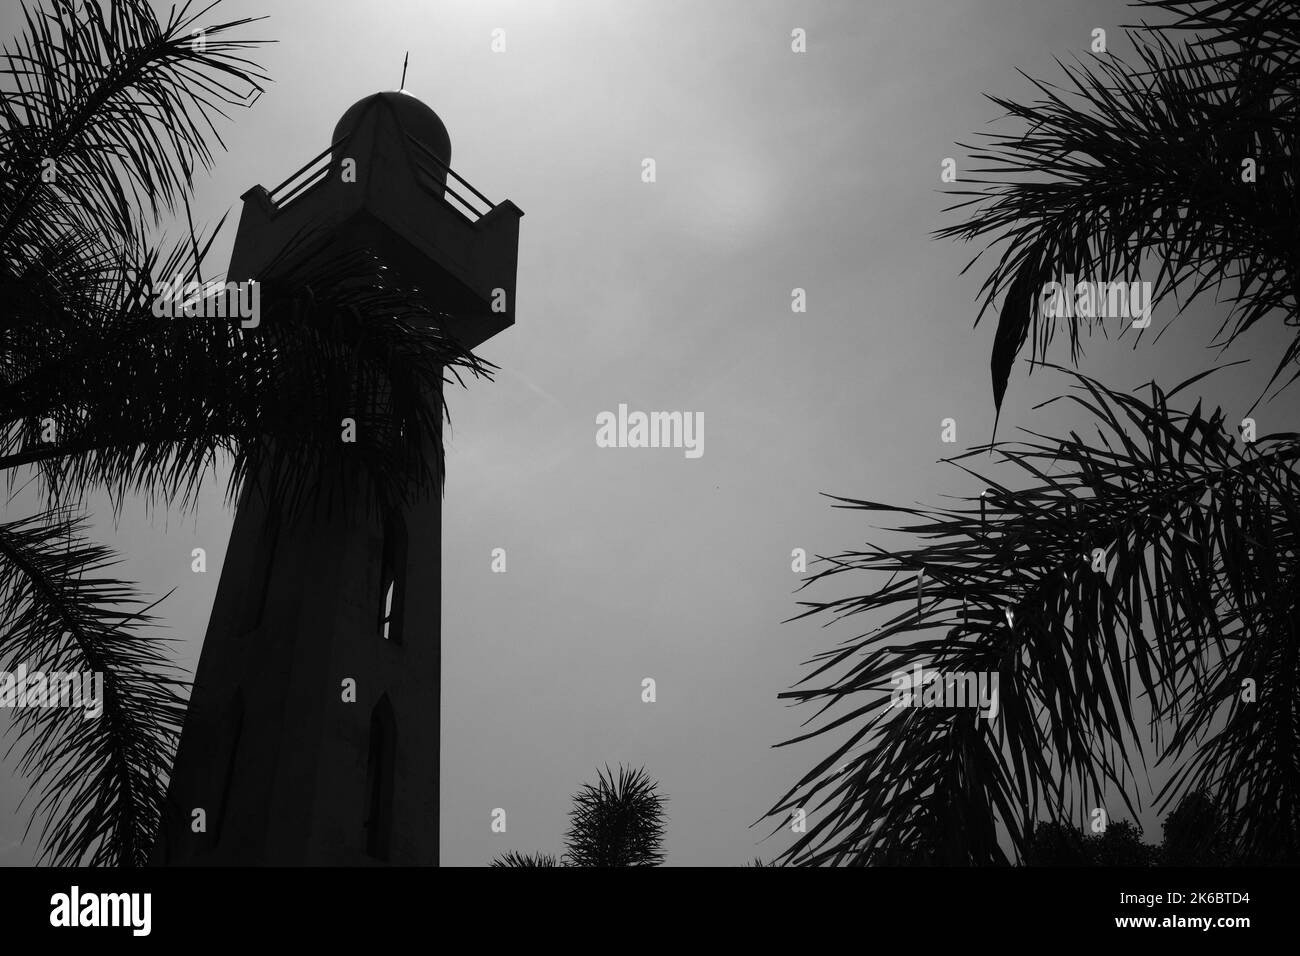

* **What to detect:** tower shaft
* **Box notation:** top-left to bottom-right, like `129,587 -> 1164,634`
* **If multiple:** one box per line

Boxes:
154,90 -> 520,866
156,430 -> 442,865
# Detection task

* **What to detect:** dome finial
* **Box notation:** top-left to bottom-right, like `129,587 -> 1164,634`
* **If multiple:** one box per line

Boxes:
399,51 -> 409,92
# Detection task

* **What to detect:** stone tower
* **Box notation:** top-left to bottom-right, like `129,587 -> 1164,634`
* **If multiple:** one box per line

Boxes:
153,91 -> 522,865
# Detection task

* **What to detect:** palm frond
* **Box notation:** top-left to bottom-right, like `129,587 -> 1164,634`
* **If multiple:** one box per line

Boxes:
939,20 -> 1299,415
1134,0 -> 1300,105
0,0 -> 269,252
0,508 -> 186,866
772,366 -> 1299,865
1,230 -> 494,520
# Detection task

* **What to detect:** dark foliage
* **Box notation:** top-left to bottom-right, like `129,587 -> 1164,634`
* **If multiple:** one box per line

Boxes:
490,851 -> 559,868
936,0 -> 1300,419
562,765 -> 667,867
1026,819 -> 1158,866
771,368 -> 1300,865
1159,788 -> 1238,865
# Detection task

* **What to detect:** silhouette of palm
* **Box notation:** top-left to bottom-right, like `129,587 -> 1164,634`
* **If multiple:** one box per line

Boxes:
774,1 -> 1300,866
491,765 -> 667,867
561,766 -> 666,867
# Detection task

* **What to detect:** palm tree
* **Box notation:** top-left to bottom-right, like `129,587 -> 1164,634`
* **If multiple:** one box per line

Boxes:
771,1 -> 1300,866
1,0 -> 490,865
490,851 -> 559,868
490,765 -> 668,867
562,765 -> 667,867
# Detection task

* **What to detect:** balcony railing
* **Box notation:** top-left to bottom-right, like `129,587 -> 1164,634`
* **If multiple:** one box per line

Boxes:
266,136 -> 348,208
261,130 -> 499,225
404,133 -> 496,222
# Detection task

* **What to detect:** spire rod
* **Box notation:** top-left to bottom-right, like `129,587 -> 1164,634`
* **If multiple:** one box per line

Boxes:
400,51 -> 409,90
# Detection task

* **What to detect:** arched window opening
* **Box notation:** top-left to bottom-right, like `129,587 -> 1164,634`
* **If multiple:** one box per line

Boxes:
364,695 -> 397,860
378,512 -> 407,643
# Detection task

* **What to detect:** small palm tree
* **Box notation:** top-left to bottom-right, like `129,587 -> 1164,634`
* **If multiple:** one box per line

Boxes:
562,765 -> 667,867
490,765 -> 667,867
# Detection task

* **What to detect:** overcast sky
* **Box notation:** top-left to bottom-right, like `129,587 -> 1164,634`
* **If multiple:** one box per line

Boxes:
2,0 -> 1295,866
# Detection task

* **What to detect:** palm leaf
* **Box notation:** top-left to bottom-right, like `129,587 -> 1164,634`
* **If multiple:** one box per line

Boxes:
0,0 -> 269,251
0,508 -> 186,866
939,15 -> 1299,415
772,366 -> 1299,865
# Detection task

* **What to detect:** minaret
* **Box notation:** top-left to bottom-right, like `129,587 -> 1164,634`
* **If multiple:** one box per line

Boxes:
153,91 -> 522,865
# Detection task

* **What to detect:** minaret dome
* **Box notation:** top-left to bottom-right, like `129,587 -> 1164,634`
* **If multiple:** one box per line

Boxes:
332,90 -> 452,165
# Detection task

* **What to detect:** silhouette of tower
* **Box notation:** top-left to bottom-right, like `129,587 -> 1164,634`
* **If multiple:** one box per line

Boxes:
153,91 -> 522,865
